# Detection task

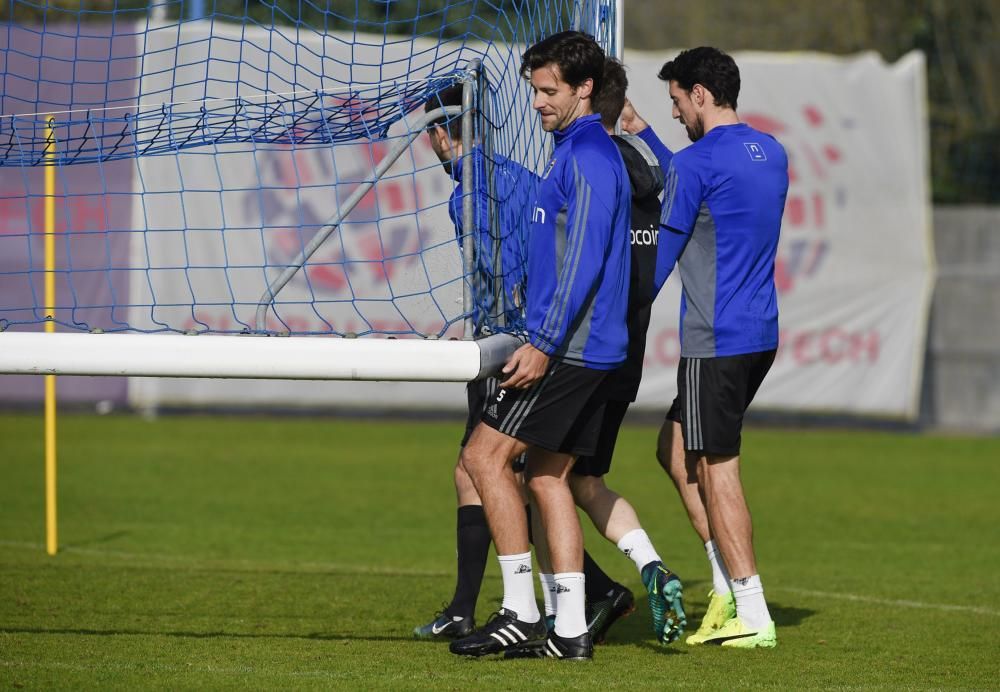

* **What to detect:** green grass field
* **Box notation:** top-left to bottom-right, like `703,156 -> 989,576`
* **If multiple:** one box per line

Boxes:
1,411 -> 998,689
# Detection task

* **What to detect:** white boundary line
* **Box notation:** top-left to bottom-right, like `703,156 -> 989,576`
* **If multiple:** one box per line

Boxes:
775,586 -> 999,618
4,540 -> 995,618
0,540 -> 451,578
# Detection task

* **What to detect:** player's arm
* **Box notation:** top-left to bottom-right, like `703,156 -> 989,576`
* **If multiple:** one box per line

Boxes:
620,99 -> 673,170
529,154 -> 616,357
653,157 -> 702,296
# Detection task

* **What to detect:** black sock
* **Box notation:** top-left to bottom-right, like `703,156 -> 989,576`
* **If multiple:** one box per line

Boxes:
447,505 -> 491,619
583,550 -> 617,601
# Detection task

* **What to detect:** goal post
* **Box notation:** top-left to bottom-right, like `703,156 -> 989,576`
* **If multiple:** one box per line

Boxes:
0,0 -> 621,382
0,330 -> 522,381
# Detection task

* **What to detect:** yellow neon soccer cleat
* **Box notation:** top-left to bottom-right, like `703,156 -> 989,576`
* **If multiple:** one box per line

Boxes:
702,616 -> 776,648
686,590 -> 736,645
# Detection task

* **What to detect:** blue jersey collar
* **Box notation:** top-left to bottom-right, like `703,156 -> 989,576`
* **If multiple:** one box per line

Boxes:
553,113 -> 602,144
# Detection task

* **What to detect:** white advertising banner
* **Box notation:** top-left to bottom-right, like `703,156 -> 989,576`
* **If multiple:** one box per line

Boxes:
130,37 -> 933,418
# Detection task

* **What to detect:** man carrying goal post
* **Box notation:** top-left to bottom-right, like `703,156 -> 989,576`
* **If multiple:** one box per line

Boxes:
447,30 -> 645,661
415,81 -> 635,645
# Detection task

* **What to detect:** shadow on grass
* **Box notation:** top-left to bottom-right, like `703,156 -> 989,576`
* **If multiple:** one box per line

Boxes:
0,627 -> 416,643
770,602 -> 816,627
60,531 -> 131,549
597,598 -> 816,653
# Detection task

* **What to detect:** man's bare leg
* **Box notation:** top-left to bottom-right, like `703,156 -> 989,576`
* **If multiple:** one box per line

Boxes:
461,424 -> 530,555
527,448 -> 587,638
657,419 -> 711,543
699,454 -> 772,634
660,421 -> 733,595
657,421 -> 735,644
698,455 -> 755,578
458,423 -> 540,626
569,474 -> 640,543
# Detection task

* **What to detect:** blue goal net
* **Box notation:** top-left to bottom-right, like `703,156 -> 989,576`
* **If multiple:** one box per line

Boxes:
0,0 -> 619,343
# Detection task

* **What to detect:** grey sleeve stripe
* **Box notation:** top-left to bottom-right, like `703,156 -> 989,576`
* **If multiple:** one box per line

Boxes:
619,134 -> 659,167
540,158 -> 591,343
549,171 -> 590,336
540,160 -> 585,340
661,164 -> 680,227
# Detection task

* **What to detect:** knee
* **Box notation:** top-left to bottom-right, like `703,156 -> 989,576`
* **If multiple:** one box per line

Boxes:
527,470 -> 563,498
460,445 -> 490,480
454,457 -> 475,489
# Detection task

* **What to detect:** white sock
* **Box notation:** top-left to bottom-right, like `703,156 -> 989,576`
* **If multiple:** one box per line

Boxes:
731,574 -> 771,629
552,572 -> 587,638
539,573 -> 557,617
705,540 -> 732,595
616,528 -> 662,574
498,552 -> 540,623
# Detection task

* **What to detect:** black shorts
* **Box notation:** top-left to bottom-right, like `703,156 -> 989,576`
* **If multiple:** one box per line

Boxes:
463,377 -> 526,472
572,399 -> 631,477
462,378 -> 499,447
665,396 -> 682,423
674,349 -> 776,457
481,361 -> 608,457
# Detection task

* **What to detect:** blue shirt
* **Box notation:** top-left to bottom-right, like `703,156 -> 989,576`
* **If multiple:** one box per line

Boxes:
526,113 -> 631,370
656,123 -> 789,358
450,147 -> 535,334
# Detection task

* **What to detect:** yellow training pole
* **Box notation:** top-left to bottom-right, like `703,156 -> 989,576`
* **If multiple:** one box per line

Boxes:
44,117 -> 57,556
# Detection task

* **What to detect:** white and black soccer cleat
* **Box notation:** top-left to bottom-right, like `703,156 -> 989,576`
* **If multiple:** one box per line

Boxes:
449,608 -> 547,657
543,630 -> 593,661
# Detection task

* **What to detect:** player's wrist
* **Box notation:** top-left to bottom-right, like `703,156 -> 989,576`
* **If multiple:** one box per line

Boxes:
528,335 -> 556,355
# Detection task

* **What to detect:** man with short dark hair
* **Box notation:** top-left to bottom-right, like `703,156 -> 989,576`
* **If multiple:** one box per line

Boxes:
449,31 -> 631,661
414,82 -> 623,646
651,46 -> 789,649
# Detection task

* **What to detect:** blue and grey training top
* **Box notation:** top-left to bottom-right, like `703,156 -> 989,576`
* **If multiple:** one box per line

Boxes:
655,122 -> 789,358
450,147 -> 535,333
526,113 -> 631,370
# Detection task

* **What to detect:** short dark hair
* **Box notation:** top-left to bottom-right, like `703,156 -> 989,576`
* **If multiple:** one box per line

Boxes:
591,57 -> 627,129
423,82 -> 465,139
657,47 -> 740,110
519,30 -> 605,96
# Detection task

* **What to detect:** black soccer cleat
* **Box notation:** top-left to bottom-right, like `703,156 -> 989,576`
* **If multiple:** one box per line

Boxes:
543,630 -> 593,661
413,610 -> 475,640
586,583 -> 635,644
449,608 -> 547,657
503,628 -> 594,661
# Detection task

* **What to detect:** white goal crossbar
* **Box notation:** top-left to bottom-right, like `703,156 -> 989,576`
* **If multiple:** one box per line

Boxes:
0,332 -> 521,381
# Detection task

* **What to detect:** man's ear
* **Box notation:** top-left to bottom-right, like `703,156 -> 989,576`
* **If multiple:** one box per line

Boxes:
691,83 -> 713,108
575,77 -> 594,100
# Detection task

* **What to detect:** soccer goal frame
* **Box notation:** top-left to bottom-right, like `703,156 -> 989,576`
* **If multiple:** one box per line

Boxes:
0,64 -> 522,381
0,0 -> 622,383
